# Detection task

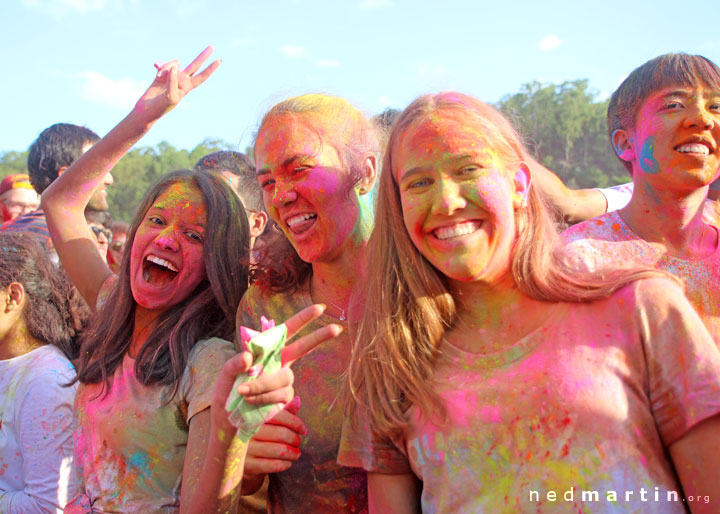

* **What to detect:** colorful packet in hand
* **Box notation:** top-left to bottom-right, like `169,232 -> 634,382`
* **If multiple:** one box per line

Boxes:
225,316 -> 287,442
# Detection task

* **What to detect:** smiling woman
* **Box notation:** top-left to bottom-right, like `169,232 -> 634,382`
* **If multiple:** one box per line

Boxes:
340,92 -> 720,512
39,47 -> 341,514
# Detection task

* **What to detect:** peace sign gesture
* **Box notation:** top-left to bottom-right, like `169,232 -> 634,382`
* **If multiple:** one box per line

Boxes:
134,45 -> 220,123
211,305 -> 342,437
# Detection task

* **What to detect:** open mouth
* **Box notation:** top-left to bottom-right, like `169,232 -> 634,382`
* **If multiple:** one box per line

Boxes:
431,221 -> 483,241
142,255 -> 179,287
286,213 -> 318,234
675,143 -> 711,155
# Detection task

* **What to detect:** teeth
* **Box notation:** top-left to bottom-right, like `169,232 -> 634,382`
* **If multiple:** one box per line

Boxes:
146,255 -> 178,272
287,213 -> 317,228
432,221 -> 481,241
676,143 -> 710,155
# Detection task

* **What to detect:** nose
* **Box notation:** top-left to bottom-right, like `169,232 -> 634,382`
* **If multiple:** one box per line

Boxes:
432,178 -> 466,214
271,180 -> 297,208
104,171 -> 114,186
684,104 -> 715,129
154,228 -> 180,252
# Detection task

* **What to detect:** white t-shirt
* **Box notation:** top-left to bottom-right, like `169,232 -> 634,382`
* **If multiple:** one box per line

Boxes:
0,345 -> 77,513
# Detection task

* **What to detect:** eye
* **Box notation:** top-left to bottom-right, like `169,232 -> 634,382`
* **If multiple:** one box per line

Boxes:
148,215 -> 164,225
458,165 -> 482,176
709,102 -> 720,112
259,178 -> 275,189
185,231 -> 204,243
407,177 -> 432,189
293,165 -> 311,174
664,101 -> 684,110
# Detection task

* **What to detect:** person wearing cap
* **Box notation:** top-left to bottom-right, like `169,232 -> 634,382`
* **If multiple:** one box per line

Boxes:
0,174 -> 39,222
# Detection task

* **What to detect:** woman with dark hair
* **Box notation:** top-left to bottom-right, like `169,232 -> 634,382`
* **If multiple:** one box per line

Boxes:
0,233 -> 84,513
41,47 -> 340,514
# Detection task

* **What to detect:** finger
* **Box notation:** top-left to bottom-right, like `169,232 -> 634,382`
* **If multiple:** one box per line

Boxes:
244,385 -> 294,406
284,396 -> 301,416
236,367 -> 293,396
247,440 -> 302,462
245,457 -> 294,474
156,59 -> 179,78
282,324 -> 342,367
284,304 -> 327,339
259,410 -> 306,436
183,45 -> 214,76
190,59 -> 221,89
168,64 -> 178,98
251,425 -> 303,448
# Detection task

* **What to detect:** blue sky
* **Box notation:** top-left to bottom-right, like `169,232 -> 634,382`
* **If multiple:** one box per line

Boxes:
2,0 -> 719,154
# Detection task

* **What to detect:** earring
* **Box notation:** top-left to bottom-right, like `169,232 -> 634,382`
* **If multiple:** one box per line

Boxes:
358,186 -> 368,194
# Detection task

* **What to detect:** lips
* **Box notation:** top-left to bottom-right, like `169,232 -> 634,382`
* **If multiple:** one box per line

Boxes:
431,221 -> 483,240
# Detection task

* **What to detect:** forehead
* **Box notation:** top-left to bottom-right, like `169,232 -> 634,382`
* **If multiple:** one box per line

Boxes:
640,83 -> 720,107
394,110 -> 497,166
4,188 -> 38,201
150,182 -> 206,223
255,114 -> 328,164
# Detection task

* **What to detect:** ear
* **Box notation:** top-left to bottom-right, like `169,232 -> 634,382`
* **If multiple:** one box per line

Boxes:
56,165 -> 68,177
356,154 -> 378,195
248,211 -> 268,240
611,129 -> 635,163
4,282 -> 25,312
512,162 -> 532,209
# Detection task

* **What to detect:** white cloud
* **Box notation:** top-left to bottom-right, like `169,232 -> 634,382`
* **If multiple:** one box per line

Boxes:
538,34 -> 562,52
73,71 -> 146,110
280,45 -> 305,58
315,59 -> 341,68
359,0 -> 393,7
379,96 -> 391,106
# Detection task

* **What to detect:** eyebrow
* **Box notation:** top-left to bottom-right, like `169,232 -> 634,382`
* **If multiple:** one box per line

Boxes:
257,154 -> 315,176
399,153 -> 478,181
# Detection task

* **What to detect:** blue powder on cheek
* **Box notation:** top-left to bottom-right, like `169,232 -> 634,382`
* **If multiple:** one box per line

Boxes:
639,136 -> 660,175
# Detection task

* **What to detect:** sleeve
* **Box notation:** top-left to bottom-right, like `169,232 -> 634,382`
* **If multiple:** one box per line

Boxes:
634,278 -> 720,446
0,373 -> 77,514
183,338 -> 237,422
595,182 -> 633,213
338,411 -> 413,475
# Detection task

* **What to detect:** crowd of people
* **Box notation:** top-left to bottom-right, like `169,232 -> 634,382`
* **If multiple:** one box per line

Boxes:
0,46 -> 719,513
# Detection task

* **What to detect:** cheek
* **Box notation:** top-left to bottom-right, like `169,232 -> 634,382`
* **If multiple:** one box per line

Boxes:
638,136 -> 661,174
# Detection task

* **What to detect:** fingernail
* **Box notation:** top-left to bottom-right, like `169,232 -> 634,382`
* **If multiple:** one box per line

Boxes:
237,384 -> 249,395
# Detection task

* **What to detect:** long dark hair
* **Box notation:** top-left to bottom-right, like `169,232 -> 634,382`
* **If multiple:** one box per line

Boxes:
0,232 -> 86,360
74,169 -> 250,397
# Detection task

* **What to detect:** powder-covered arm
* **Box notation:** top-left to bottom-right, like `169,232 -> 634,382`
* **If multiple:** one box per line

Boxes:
40,47 -> 219,310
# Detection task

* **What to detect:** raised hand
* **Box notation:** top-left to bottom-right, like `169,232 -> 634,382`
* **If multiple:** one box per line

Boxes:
133,45 -> 220,123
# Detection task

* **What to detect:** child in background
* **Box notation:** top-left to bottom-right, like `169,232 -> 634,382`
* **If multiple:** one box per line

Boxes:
0,233 -> 84,513
562,53 -> 720,346
340,92 -> 720,513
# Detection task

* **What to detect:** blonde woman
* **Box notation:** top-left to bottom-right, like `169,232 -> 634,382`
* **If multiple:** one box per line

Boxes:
340,93 -> 720,513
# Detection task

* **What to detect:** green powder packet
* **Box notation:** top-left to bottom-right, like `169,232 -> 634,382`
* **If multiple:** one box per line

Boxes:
225,318 -> 287,442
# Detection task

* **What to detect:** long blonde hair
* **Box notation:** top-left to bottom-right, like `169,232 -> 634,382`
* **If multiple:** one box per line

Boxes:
346,92 -> 672,439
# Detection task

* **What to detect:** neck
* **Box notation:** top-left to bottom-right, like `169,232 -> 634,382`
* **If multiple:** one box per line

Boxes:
310,242 -> 367,321
448,274 -> 554,353
130,305 -> 163,358
0,322 -> 45,360
623,181 -> 715,259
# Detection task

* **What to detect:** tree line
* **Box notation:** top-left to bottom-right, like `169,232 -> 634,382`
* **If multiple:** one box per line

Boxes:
0,79 -> 628,222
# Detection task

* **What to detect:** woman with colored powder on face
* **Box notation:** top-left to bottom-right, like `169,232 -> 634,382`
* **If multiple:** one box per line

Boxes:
0,233 -> 84,514
236,94 -> 378,512
41,47 -> 341,514
339,93 -> 720,513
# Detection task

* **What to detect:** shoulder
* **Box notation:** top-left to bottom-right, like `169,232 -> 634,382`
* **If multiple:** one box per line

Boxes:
238,283 -> 309,330
187,337 -> 236,368
561,212 -> 622,244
